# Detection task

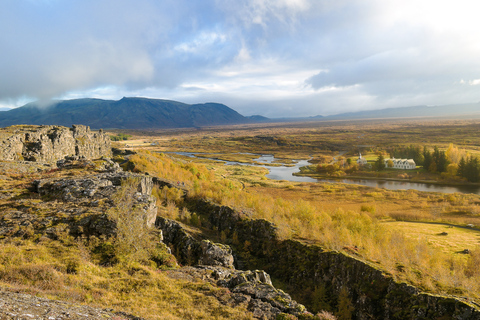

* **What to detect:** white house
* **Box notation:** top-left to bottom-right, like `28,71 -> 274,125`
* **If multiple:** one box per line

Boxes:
356,153 -> 368,165
384,158 -> 416,170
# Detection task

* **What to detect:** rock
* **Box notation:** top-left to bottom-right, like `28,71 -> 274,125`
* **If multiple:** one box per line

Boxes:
0,125 -> 111,163
26,171 -> 157,239
183,198 -> 480,319
198,240 -> 235,268
0,287 -> 143,319
155,217 -> 201,265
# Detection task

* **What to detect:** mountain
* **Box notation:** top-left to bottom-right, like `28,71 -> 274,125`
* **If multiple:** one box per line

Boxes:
324,102 -> 480,120
246,115 -> 270,122
0,97 -> 252,129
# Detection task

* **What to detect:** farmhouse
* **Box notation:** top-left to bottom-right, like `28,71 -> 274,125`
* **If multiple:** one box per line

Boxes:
384,158 -> 416,170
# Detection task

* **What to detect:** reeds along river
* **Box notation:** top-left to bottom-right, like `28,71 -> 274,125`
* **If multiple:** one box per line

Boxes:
171,152 -> 480,195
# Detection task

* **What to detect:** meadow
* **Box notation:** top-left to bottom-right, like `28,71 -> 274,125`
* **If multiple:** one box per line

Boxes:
114,118 -> 480,306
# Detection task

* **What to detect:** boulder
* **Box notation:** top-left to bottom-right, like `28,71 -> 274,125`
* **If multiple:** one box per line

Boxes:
198,240 -> 235,268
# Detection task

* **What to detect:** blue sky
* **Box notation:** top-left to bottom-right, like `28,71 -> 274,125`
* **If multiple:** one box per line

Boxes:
1,0 -> 480,117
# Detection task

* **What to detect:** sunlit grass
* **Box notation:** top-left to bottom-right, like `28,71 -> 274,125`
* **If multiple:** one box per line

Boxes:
0,239 -> 254,320
127,149 -> 480,303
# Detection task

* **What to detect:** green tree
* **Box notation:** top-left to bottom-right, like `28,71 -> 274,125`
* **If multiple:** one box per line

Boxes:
375,154 -> 385,171
423,146 -> 432,171
336,287 -> 354,320
458,157 -> 466,178
311,283 -> 332,313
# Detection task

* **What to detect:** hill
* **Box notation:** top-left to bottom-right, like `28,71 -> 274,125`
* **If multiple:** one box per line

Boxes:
0,97 -> 251,129
325,102 -> 480,120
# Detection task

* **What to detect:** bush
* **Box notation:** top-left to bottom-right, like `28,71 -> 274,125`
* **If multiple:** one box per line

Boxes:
107,178 -> 163,264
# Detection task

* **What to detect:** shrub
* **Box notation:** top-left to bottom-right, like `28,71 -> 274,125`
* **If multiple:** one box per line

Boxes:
107,177 -> 162,264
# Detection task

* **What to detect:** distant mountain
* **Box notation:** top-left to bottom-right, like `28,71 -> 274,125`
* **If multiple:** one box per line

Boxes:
246,115 -> 270,122
325,103 -> 480,120
0,97 -> 255,129
0,108 -> 11,112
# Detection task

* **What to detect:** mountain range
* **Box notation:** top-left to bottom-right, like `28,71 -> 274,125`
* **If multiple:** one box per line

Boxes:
0,97 -> 250,129
1,98 -> 480,129
324,102 -> 480,120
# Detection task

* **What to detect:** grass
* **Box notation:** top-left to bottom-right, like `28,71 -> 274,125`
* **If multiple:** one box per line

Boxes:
382,221 -> 480,256
124,145 -> 480,303
0,239 -> 255,320
0,159 -> 256,320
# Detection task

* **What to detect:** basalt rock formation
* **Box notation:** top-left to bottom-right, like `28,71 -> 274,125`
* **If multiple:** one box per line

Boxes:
183,198 -> 480,320
155,216 -> 307,319
0,125 -> 111,163
0,165 -> 158,241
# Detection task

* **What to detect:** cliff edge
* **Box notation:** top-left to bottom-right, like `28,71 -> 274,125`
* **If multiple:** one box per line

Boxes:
0,125 -> 111,163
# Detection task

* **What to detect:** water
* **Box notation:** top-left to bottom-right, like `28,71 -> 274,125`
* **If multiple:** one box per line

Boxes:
168,152 -> 480,195
317,178 -> 480,195
252,155 -> 317,182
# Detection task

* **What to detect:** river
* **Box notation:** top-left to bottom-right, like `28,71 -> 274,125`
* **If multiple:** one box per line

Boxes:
170,152 -> 480,195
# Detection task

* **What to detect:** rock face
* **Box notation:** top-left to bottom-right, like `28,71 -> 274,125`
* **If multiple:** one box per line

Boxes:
0,166 -> 158,241
0,125 -> 111,163
155,216 -> 201,265
198,240 -> 235,268
214,267 -> 306,319
155,216 -> 306,320
34,171 -> 157,234
187,198 -> 480,320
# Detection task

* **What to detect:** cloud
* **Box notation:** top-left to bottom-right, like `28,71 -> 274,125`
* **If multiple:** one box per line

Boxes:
2,0 -> 480,117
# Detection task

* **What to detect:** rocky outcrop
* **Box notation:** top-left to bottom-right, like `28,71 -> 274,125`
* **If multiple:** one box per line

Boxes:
155,217 -> 201,265
0,169 -> 159,241
198,240 -> 235,268
33,171 -> 157,233
0,125 -> 111,163
215,267 -> 306,319
186,198 -> 480,320
155,216 -> 307,319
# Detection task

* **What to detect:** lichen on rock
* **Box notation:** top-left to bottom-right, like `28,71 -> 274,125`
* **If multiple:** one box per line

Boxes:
0,125 -> 111,163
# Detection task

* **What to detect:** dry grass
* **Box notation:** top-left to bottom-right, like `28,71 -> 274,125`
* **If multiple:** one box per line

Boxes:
0,239 -> 254,320
126,149 -> 480,302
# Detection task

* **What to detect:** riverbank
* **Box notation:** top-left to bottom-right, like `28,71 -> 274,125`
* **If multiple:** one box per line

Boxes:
296,165 -> 480,194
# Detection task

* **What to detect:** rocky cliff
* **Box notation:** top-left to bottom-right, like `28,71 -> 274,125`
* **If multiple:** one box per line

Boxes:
0,125 -> 111,162
183,198 -> 480,320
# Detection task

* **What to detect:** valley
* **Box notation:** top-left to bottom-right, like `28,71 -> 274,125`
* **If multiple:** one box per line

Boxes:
1,119 -> 480,319
108,118 -> 480,317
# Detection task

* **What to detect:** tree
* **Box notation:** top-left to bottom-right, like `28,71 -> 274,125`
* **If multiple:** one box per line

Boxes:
434,146 -> 449,173
375,154 -> 385,171
464,156 -> 480,182
312,284 -> 332,313
458,157 -> 466,178
423,147 -> 432,171
336,287 -> 354,320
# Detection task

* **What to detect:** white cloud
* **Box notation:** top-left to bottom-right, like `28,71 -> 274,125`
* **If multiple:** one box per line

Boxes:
2,0 -> 480,116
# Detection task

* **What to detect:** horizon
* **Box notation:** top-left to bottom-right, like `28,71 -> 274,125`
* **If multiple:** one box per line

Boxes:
2,96 -> 479,120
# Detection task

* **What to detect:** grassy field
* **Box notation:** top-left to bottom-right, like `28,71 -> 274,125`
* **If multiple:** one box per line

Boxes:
114,118 -> 480,304
382,221 -> 480,256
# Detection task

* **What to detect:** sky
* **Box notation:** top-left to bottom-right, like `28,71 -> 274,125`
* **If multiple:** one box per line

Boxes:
1,0 -> 480,117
